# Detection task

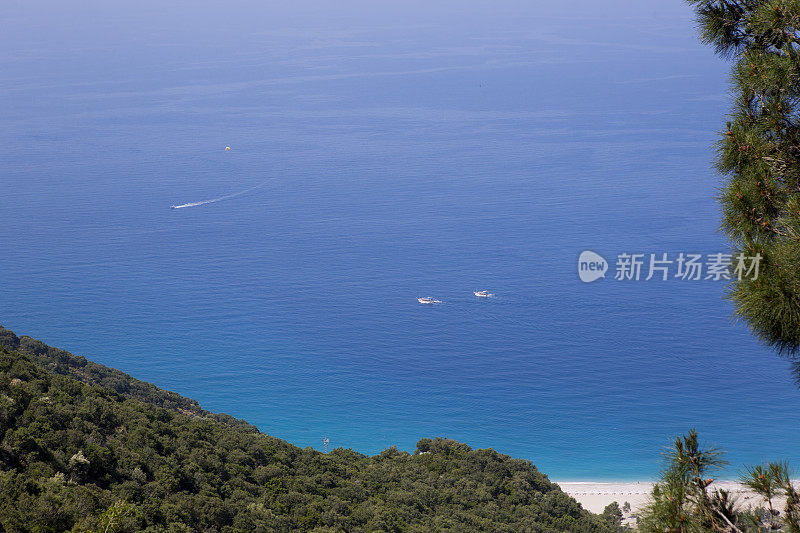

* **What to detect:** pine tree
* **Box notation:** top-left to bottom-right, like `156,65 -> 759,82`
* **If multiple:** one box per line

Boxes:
639,431 -> 800,532
686,0 -> 800,355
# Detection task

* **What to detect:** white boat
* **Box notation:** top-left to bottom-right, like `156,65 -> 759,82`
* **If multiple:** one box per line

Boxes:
473,290 -> 494,298
417,297 -> 441,304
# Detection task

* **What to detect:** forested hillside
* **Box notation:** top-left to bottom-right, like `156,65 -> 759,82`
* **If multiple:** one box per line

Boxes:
0,326 -> 617,532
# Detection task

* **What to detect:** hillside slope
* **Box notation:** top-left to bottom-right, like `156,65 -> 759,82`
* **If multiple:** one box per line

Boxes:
0,326 -> 616,532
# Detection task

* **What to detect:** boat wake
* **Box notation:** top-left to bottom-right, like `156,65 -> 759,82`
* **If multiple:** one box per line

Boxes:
171,180 -> 273,209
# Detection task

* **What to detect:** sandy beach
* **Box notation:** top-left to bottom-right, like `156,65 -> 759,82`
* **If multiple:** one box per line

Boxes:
557,481 -> 783,527
557,481 -> 655,515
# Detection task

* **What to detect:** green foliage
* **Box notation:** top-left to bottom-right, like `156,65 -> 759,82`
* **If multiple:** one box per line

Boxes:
739,461 -> 800,532
87,500 -> 138,533
686,0 -> 800,355
639,430 -> 800,532
639,430 -> 732,532
0,325 -> 256,432
0,327 -> 614,532
601,502 -> 623,528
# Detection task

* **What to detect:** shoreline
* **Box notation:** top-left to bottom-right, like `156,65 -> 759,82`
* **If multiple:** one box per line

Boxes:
556,480 -> 785,525
555,481 -> 655,516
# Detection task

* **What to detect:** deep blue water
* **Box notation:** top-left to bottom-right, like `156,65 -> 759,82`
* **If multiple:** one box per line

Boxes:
2,0 -> 798,480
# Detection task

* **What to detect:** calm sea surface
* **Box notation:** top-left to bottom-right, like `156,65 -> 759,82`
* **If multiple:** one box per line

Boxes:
2,0 -> 798,480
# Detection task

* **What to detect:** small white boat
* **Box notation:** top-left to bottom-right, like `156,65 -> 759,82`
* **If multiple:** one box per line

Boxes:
417,297 -> 442,304
473,290 -> 494,298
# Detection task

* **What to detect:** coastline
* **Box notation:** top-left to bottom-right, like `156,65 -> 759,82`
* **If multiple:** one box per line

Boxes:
556,480 -> 783,524
556,481 -> 655,515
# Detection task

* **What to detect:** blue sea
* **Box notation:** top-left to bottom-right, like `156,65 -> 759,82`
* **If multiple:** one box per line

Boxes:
2,0 -> 798,481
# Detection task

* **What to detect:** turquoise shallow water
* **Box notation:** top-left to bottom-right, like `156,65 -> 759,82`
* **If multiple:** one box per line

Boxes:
1,0 -> 798,480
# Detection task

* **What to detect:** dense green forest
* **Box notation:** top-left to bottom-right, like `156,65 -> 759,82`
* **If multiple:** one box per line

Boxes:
0,326 -> 618,532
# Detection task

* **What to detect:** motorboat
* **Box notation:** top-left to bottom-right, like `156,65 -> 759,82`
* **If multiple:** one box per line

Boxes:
473,290 -> 494,298
417,297 -> 441,304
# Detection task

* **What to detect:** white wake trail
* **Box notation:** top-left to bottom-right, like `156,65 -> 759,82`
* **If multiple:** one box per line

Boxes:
171,180 -> 273,209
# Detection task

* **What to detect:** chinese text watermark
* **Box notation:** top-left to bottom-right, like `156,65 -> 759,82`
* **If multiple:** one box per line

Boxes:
578,251 -> 761,283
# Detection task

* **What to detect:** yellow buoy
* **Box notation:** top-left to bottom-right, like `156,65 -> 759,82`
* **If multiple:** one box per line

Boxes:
225,146 -> 231,151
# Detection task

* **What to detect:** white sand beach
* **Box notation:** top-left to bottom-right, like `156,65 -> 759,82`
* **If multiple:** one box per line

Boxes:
557,481 -> 655,515
557,481 -> 784,527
